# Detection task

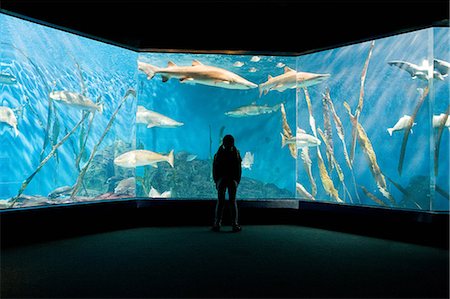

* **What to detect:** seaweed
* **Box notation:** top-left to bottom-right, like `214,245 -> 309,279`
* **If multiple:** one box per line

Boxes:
69,88 -> 136,199
349,41 -> 375,165
280,103 -> 297,159
386,176 -> 422,209
9,112 -> 90,208
436,184 -> 450,200
344,101 -> 395,204
318,127 -> 352,203
51,105 -> 62,163
323,89 -> 360,203
360,185 -> 387,206
321,96 -> 334,173
434,104 -> 450,176
397,86 -> 429,175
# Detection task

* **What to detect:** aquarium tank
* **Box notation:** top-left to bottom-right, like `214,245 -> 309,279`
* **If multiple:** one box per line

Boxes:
0,12 -> 448,212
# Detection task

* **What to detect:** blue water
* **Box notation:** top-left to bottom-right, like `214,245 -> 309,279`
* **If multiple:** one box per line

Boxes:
0,13 -> 448,211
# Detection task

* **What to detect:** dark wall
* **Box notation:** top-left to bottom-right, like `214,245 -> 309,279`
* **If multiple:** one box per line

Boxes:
1,0 -> 448,54
1,199 -> 448,249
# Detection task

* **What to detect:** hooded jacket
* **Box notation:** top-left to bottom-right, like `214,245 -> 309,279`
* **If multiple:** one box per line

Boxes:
213,144 -> 242,184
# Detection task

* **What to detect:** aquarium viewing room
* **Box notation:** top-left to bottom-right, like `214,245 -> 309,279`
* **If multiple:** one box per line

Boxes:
0,0 -> 449,298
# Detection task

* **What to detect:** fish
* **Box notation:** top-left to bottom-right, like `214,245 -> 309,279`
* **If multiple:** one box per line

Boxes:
433,58 -> 450,77
186,154 -> 197,162
281,127 -> 321,148
344,101 -> 395,204
387,115 -> 416,136
138,60 -> 258,90
48,185 -> 74,199
149,186 -> 171,198
250,56 -> 261,62
0,72 -> 17,85
259,66 -> 330,96
249,67 -> 257,73
241,151 -> 254,170
49,91 -> 103,113
296,182 -> 315,201
280,103 -> 297,159
225,102 -> 281,117
114,149 -> 174,168
114,177 -> 135,195
0,106 -> 19,137
276,62 -> 285,68
233,61 -> 244,67
434,105 -> 450,175
433,113 -> 450,129
388,60 -> 445,81
136,105 -> 183,128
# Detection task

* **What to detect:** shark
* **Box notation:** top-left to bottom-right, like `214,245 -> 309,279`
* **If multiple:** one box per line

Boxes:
388,60 -> 445,81
0,106 -> 19,137
114,149 -> 174,168
49,91 -> 103,113
136,105 -> 183,128
281,127 -> 321,148
224,102 -> 281,117
138,60 -> 258,90
258,66 -> 330,96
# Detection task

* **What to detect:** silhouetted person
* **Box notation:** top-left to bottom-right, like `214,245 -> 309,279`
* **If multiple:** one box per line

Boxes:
212,134 -> 242,232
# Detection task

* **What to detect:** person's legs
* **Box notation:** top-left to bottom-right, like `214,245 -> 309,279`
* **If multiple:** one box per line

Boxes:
213,180 -> 226,229
227,180 -> 240,229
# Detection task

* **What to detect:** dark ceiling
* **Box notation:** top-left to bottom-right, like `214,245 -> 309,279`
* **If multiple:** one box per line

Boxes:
0,0 -> 448,55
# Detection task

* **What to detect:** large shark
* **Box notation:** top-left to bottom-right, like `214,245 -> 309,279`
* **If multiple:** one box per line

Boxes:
114,149 -> 174,168
258,66 -> 330,96
388,60 -> 445,81
224,102 -> 281,117
281,127 -> 321,148
50,91 -> 103,113
0,106 -> 19,137
138,60 -> 258,90
136,105 -> 183,128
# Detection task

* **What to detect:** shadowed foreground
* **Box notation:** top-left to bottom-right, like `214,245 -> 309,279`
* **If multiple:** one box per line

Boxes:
1,225 -> 448,298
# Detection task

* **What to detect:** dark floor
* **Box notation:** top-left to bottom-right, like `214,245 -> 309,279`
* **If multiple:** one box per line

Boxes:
1,225 -> 448,298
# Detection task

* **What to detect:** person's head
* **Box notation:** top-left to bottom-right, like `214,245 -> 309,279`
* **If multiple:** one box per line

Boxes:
222,134 -> 235,149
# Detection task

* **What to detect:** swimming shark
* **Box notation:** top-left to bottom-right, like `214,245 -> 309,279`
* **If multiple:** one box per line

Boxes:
259,66 -> 330,96
114,149 -> 174,168
281,127 -> 321,148
388,60 -> 445,81
138,60 -> 258,90
224,102 -> 281,117
50,91 -> 103,113
136,105 -> 184,128
0,106 -> 19,137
